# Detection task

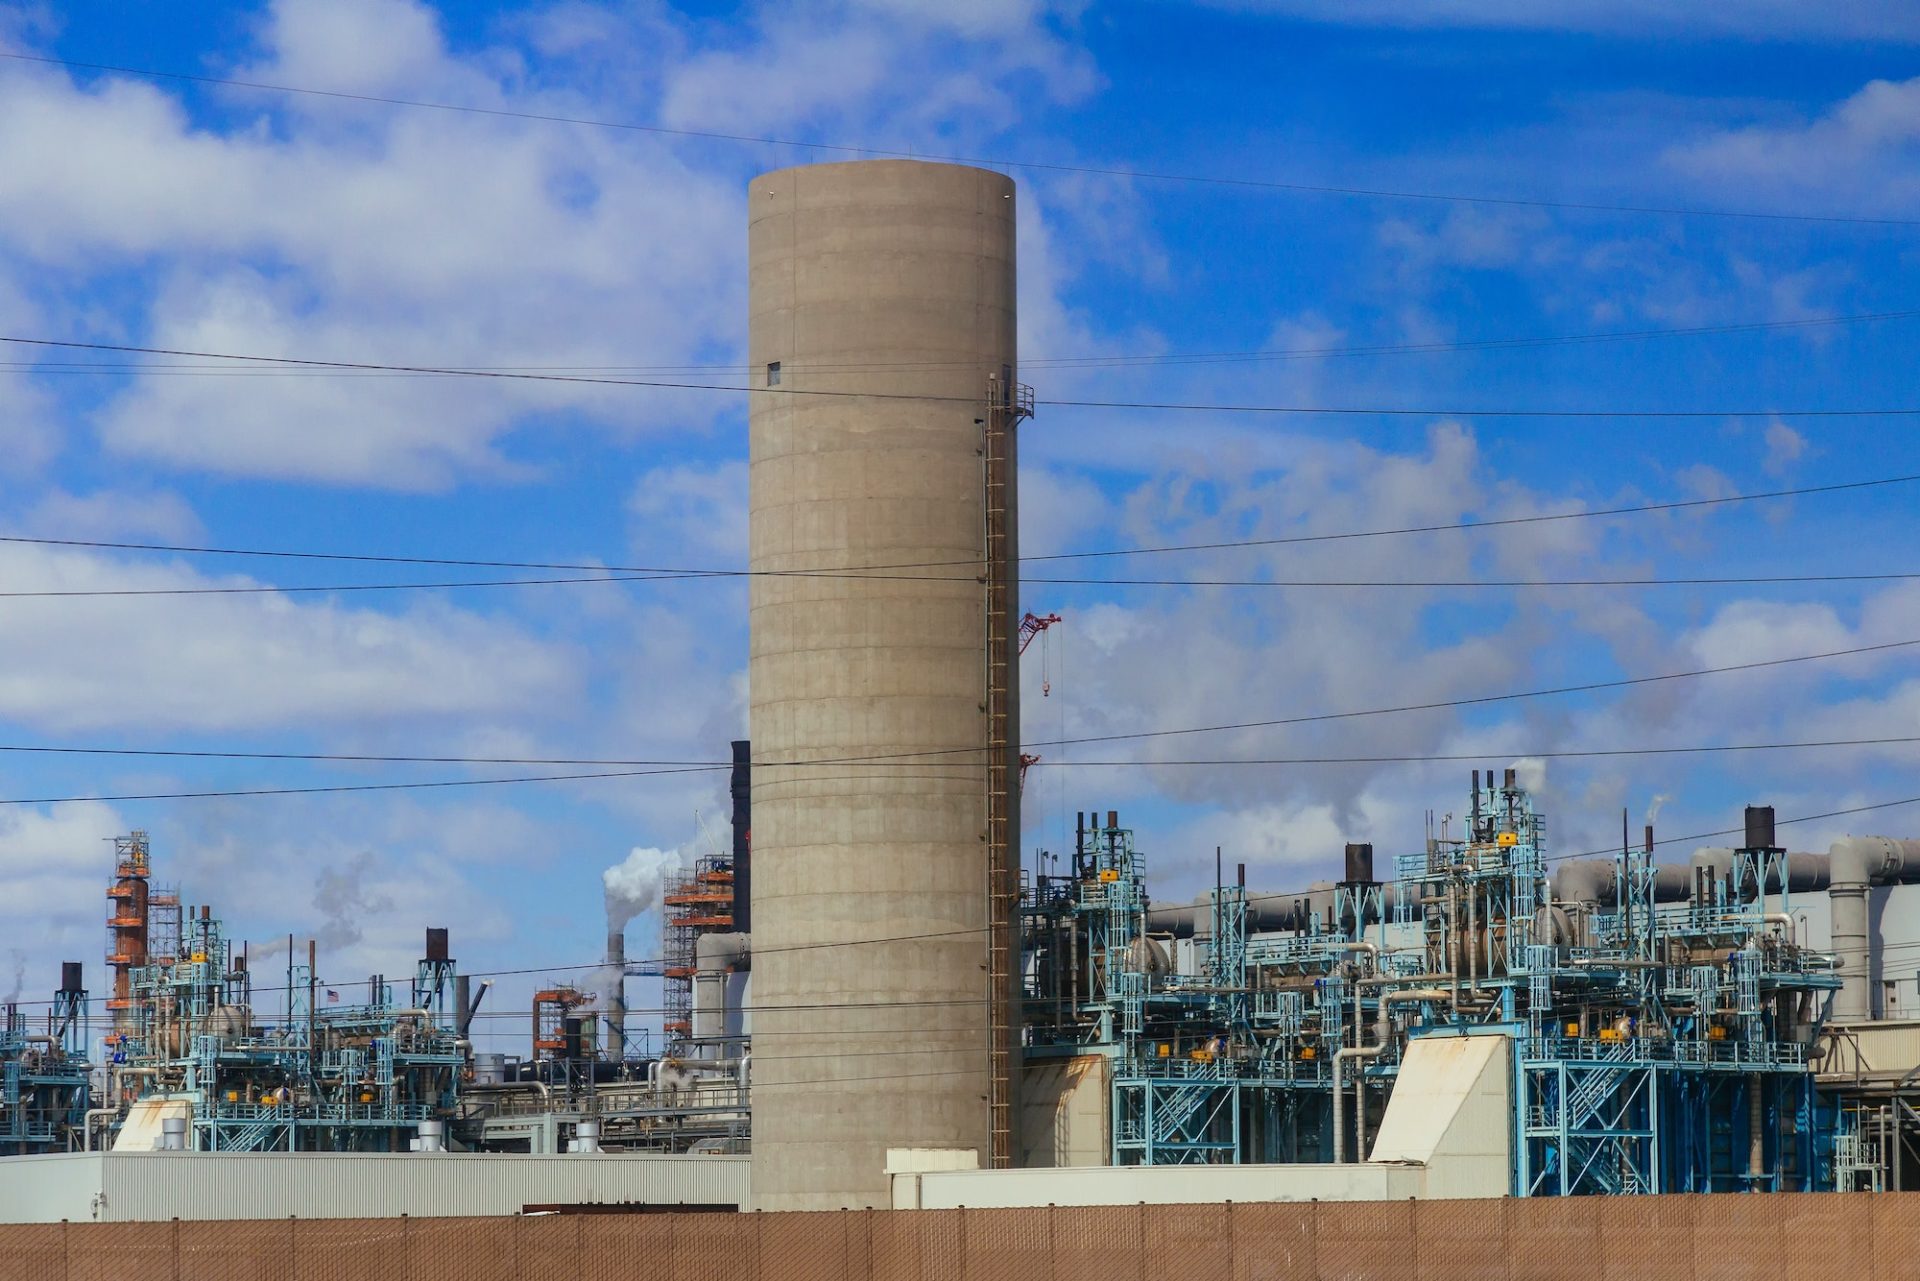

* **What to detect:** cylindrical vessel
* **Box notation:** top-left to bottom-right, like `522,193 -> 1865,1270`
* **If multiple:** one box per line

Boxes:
416,1119 -> 446,1153
159,1116 -> 188,1152
748,159 -> 1018,1210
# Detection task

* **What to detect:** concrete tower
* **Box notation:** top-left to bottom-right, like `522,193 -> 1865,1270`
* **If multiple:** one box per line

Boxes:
747,159 -> 1019,1210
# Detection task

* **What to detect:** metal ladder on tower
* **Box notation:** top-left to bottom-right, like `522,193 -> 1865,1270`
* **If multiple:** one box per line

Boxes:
981,374 -> 1033,1169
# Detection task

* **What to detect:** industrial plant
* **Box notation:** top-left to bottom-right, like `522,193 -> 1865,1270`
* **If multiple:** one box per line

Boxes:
5,159 -> 1920,1228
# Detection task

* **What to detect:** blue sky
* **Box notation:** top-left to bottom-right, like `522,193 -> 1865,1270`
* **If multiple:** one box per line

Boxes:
2,0 -> 1918,1049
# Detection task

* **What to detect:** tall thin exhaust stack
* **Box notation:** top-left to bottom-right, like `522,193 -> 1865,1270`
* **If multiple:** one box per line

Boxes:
605,927 -> 626,1061
748,160 -> 1019,1210
730,739 -> 752,934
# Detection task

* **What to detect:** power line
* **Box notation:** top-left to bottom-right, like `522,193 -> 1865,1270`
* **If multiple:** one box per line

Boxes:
2,733 -> 1917,771
2,636 -> 1913,807
5,473 -> 1913,576
8,307 -> 1917,375
0,764 -> 724,807
11,565 -> 1920,599
831,634 -> 1920,762
5,335 -> 1920,420
0,573 -> 716,598
1027,473 -> 1920,564
4,50 -> 1916,229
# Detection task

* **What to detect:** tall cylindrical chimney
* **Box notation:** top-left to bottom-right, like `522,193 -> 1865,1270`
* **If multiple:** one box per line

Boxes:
748,159 -> 1017,1211
605,928 -> 626,1061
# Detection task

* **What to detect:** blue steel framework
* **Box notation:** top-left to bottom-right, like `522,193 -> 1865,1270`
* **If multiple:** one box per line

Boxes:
1021,777 -> 1852,1194
0,981 -> 90,1154
1024,815 -> 1357,1167
103,893 -> 465,1153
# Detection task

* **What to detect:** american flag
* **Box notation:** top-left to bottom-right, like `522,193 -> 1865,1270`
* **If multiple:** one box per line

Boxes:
325,989 -> 339,1003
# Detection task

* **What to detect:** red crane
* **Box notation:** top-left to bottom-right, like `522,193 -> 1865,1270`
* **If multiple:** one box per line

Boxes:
1017,611 -> 1063,697
1017,612 -> 1062,655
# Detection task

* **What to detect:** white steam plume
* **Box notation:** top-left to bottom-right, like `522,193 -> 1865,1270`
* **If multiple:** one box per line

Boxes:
597,845 -> 683,1018
1646,794 -> 1672,827
1509,757 -> 1548,795
603,845 -> 681,934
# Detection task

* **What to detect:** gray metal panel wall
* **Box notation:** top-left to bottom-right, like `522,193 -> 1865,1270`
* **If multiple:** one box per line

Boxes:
747,159 -> 1019,1211
0,1153 -> 106,1224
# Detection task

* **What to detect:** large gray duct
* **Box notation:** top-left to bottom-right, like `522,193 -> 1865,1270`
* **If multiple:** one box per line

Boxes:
1828,838 -> 1920,1022
1147,884 -> 1343,937
747,159 -> 1018,1210
1549,860 -> 1692,906
692,932 -> 751,1045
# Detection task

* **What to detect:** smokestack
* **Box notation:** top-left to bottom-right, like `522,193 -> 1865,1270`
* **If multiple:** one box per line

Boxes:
1343,843 -> 1375,885
1744,806 -> 1777,851
605,929 -> 626,1061
453,975 -> 489,1038
731,739 -> 752,934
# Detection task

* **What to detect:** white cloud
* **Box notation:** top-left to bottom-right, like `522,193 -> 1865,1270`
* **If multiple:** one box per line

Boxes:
240,0 -> 469,98
0,544 -> 579,732
0,22 -> 742,487
1763,420 -> 1807,476
658,0 -> 1095,140
11,487 -> 204,542
1684,598 -> 1856,671
1664,76 -> 1920,211
0,800 -> 129,985
629,461 -> 748,563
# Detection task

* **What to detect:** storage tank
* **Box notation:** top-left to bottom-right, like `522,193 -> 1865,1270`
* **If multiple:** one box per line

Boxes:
747,158 -> 1020,1210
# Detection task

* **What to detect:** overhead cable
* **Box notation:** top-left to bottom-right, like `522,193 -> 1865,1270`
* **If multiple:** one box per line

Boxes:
11,565 -> 1920,598
1,733 -> 1916,771
5,473 -> 1914,575
8,307 -> 1918,375
5,335 -> 1920,420
5,636 -> 1917,804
